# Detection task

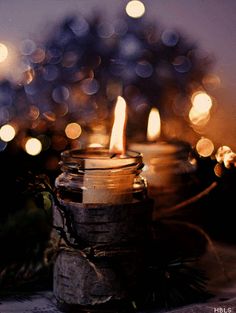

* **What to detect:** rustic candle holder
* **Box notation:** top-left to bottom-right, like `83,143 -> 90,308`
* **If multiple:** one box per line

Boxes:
53,148 -> 153,311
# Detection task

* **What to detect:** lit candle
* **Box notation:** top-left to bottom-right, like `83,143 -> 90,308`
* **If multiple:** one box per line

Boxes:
56,96 -> 144,204
129,108 -> 197,211
83,96 -> 132,203
53,96 -> 152,308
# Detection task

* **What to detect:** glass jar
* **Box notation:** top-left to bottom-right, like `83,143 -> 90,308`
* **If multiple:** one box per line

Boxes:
55,147 -> 147,205
53,147 -> 152,310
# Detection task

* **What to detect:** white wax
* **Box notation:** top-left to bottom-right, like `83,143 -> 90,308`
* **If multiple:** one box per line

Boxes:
129,141 -> 185,188
61,148 -> 142,204
82,171 -> 135,204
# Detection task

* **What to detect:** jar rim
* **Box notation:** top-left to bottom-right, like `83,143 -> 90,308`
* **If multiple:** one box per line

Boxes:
61,147 -> 143,170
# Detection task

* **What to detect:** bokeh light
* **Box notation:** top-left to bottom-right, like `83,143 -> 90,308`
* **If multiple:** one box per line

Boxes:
81,78 -> 99,95
189,106 -> 210,127
20,39 -> 36,56
0,124 -> 16,142
215,146 -> 236,168
172,56 -> 191,73
135,61 -> 153,78
147,108 -> 161,141
22,67 -> 35,85
196,137 -> 214,157
214,163 -> 223,177
161,29 -> 179,47
30,48 -> 46,63
189,91 -> 213,128
0,43 -> 8,63
215,146 -> 231,163
28,105 -> 40,120
126,0 -> 145,18
97,22 -> 114,38
25,137 -> 42,156
65,122 -> 82,139
0,12 -> 215,166
191,91 -> 212,113
52,85 -> 70,103
202,74 -> 221,91
223,151 -> 236,168
43,111 -> 56,122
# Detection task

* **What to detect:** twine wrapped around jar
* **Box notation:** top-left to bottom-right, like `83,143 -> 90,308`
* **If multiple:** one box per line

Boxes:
53,148 -> 153,310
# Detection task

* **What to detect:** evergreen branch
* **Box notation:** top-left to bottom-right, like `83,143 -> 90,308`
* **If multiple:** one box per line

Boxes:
163,220 -> 230,282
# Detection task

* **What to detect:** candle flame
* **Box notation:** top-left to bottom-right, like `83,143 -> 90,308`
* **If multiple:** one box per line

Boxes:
147,108 -> 161,141
109,96 -> 127,154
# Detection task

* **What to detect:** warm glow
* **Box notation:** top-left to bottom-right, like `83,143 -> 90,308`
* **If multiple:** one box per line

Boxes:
189,92 -> 212,128
189,106 -> 210,127
223,151 -> 236,168
109,96 -> 127,154
196,138 -> 214,157
147,108 -> 161,141
191,91 -> 212,113
215,146 -> 231,163
0,43 -> 8,63
65,122 -> 82,139
126,0 -> 145,18
25,138 -> 42,156
215,146 -> 236,168
0,42 -> 19,83
89,143 -> 104,148
0,124 -> 16,142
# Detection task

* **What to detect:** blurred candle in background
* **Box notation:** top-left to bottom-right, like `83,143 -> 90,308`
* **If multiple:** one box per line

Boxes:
130,107 -> 197,215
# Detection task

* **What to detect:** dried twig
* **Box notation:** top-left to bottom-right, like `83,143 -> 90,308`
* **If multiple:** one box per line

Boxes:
155,181 -> 218,219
